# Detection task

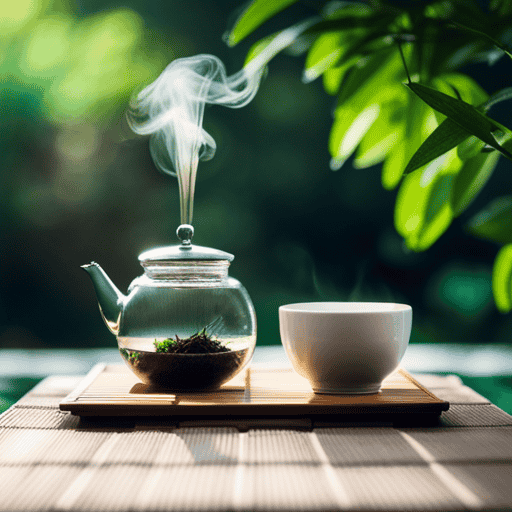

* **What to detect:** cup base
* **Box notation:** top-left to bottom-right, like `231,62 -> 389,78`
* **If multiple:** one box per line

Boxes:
313,383 -> 382,395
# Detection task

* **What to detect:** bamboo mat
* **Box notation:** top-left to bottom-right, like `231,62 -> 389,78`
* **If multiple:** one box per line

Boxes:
0,370 -> 511,511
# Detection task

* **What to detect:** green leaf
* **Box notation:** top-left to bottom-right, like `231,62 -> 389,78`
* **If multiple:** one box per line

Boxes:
382,92 -> 432,189
483,87 -> 512,111
382,139 -> 407,190
322,2 -> 373,19
338,47 -> 405,107
244,18 -> 319,71
467,196 -> 512,245
329,104 -> 380,169
450,20 -> 512,60
451,149 -> 500,216
329,50 -> 410,169
406,82 -> 512,160
306,15 -> 409,92
303,23 -> 389,84
395,159 -> 455,251
354,98 -> 406,169
434,73 -> 489,107
337,28 -> 395,64
329,48 -> 409,169
492,244 -> 512,313
322,58 -> 358,95
244,32 -> 276,65
303,14 -> 391,34
457,136 -> 486,160
491,0 -> 512,16
424,2 -> 454,18
420,173 -> 455,248
227,0 -> 298,46
354,129 -> 400,169
303,32 -> 350,83
403,118 -> 470,175
446,83 -> 509,160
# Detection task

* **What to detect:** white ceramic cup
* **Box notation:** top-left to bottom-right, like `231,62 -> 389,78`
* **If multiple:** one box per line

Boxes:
279,302 -> 412,394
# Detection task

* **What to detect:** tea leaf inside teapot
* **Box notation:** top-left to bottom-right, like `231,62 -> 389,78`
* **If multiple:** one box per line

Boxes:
153,316 -> 230,354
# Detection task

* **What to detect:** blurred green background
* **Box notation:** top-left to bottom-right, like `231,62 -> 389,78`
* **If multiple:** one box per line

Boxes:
1,0 -> 512,354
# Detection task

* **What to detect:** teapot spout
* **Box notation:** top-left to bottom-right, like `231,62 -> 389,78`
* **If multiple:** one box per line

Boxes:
81,262 -> 125,335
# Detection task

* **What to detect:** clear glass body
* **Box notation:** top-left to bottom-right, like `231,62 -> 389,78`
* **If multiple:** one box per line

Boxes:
117,260 -> 256,390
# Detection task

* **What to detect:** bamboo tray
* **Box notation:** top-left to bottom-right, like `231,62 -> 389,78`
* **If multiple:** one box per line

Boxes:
59,363 -> 449,425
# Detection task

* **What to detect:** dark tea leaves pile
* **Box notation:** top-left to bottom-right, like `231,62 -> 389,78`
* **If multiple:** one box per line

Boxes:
119,318 -> 249,389
154,327 -> 230,354
120,320 -> 248,389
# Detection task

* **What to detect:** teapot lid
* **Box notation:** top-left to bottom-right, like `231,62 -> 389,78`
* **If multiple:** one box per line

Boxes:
138,224 -> 234,263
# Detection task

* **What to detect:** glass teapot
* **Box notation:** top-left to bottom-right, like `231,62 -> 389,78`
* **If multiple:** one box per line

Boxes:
82,224 -> 256,390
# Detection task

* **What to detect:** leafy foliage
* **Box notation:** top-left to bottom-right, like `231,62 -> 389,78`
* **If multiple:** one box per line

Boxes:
406,82 -> 512,159
228,0 -> 512,311
467,197 -> 512,245
227,0 -> 299,47
1,0 -> 167,125
492,244 -> 512,312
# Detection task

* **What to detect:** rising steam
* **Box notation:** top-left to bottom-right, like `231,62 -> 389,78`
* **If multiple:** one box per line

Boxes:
127,55 -> 264,225
127,18 -> 317,226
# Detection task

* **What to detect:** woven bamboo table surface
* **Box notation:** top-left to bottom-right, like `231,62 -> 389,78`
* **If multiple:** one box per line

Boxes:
1,365 -> 512,511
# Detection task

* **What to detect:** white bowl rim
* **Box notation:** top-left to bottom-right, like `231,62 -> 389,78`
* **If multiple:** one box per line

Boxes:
279,302 -> 412,314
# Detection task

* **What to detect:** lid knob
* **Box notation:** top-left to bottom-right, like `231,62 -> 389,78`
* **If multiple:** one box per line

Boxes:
177,224 -> 194,246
